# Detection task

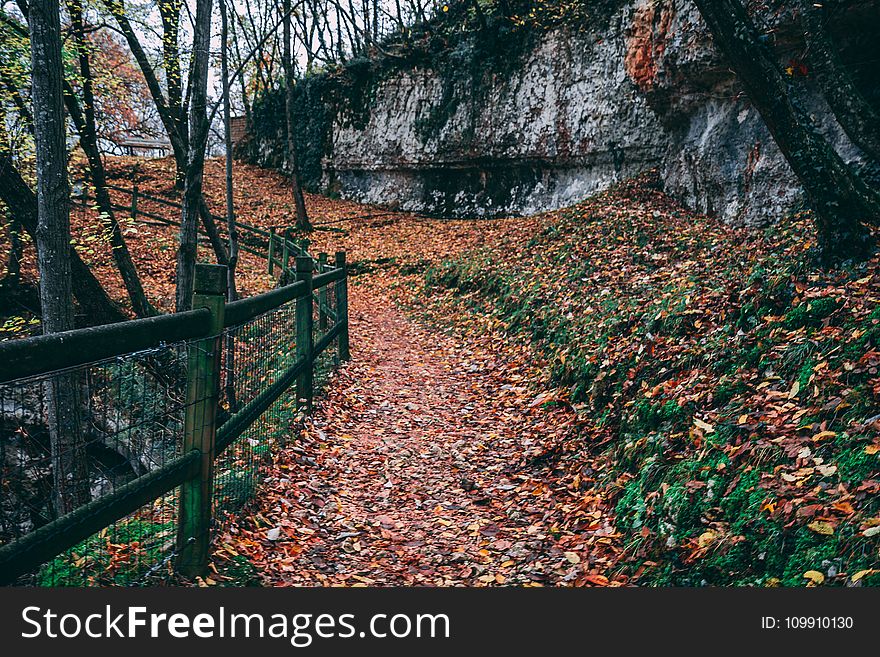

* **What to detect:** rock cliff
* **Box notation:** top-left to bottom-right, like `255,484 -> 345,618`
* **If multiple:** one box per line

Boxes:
244,0 -> 879,226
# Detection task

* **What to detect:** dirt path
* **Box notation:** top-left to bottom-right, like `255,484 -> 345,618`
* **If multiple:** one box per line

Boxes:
239,280 -> 620,586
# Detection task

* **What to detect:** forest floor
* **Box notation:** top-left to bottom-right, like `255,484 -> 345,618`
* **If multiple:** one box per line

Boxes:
224,282 -> 620,586
80,157 -> 620,585
5,156 -> 877,586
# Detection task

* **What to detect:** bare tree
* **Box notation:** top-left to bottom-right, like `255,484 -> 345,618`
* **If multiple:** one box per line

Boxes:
221,0 -> 240,303
66,0 -> 157,317
283,0 -> 311,230
175,0 -> 214,311
3,5 -> 156,316
158,0 -> 186,187
221,0 -> 239,409
800,0 -> 880,163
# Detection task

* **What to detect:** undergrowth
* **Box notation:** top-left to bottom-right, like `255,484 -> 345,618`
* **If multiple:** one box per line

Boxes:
421,173 -> 880,586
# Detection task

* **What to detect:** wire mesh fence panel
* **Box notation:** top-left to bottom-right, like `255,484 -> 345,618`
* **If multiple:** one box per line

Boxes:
33,489 -> 180,586
215,299 -> 299,519
313,280 -> 341,393
0,340 -> 211,585
213,277 -> 341,521
213,392 -> 298,523
222,302 -> 297,414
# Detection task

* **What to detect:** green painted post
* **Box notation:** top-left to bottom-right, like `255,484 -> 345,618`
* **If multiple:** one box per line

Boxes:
301,237 -> 310,258
281,229 -> 291,275
335,251 -> 350,362
176,263 -> 226,578
267,228 -> 276,275
295,256 -> 314,411
318,252 -> 328,331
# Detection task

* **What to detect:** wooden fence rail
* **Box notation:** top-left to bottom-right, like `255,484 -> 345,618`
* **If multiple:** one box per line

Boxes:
0,254 -> 350,584
74,182 -> 311,275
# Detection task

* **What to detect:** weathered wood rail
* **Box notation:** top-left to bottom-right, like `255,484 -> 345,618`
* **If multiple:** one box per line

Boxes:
0,253 -> 350,584
74,182 -> 311,271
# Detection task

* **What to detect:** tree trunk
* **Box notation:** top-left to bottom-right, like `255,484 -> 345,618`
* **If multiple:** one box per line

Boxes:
221,0 -> 239,410
28,0 -> 89,514
66,0 -> 157,318
221,0 -> 239,303
283,0 -> 312,231
102,0 -> 231,271
198,196 -> 231,266
692,0 -> 879,263
175,0 -> 214,312
158,0 -> 187,188
0,156 -> 127,324
4,217 -> 22,286
800,0 -> 880,163
0,105 -> 22,286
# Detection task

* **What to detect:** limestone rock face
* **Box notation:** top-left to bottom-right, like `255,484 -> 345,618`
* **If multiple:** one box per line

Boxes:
250,0 -> 878,225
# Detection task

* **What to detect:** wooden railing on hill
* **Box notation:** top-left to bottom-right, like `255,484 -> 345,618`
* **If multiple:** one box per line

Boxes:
75,182 -> 312,276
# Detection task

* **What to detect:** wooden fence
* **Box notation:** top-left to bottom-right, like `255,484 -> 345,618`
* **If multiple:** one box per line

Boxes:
0,253 -> 350,584
76,182 -> 312,277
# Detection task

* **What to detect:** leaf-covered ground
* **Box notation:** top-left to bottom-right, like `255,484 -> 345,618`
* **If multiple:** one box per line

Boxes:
415,173 -> 880,586
3,157 -> 877,586
219,286 -> 619,586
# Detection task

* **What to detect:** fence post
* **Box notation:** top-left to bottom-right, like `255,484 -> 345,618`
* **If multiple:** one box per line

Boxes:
335,251 -> 350,362
296,256 -> 314,412
130,183 -> 139,223
295,256 -> 314,412
176,263 -> 227,577
267,228 -> 275,275
282,229 -> 291,275
301,237 -> 310,258
318,252 -> 328,331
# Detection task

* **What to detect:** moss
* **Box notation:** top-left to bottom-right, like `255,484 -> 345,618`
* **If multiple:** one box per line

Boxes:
418,177 -> 880,587
833,440 -> 878,484
783,297 -> 841,329
713,379 -> 747,407
216,555 -> 262,587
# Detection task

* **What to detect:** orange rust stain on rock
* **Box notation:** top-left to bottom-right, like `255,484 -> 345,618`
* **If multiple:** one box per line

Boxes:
625,0 -> 674,92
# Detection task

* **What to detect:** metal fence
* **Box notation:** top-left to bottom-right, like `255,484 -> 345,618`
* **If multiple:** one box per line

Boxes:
0,254 -> 349,585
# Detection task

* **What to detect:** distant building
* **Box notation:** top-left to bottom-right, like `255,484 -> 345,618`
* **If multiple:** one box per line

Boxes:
117,137 -> 172,158
229,116 -> 249,148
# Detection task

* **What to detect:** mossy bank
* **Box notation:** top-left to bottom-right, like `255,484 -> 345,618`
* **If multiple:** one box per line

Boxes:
419,174 -> 880,586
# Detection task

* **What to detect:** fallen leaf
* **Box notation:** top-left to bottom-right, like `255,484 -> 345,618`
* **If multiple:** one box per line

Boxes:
803,570 -> 824,585
694,418 -> 714,433
851,569 -> 878,583
807,521 -> 834,536
697,530 -> 717,548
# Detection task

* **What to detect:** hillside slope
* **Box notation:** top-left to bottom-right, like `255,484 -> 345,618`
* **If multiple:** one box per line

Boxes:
417,173 -> 880,586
